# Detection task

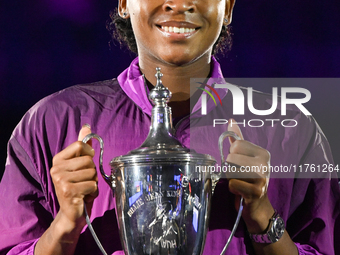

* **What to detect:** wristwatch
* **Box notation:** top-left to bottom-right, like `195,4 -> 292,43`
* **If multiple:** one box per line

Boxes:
248,210 -> 285,243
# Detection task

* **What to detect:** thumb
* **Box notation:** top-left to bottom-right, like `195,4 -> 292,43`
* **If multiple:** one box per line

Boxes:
227,118 -> 244,143
78,124 -> 92,147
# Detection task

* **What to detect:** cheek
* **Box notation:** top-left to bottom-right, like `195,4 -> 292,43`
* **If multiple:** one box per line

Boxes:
129,5 -> 154,42
130,17 -> 148,45
201,1 -> 225,23
128,1 -> 155,27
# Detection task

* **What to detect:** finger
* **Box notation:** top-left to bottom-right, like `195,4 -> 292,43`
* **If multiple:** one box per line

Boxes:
224,171 -> 266,183
54,179 -> 98,203
228,140 -> 258,157
223,163 -> 268,183
226,153 -> 270,177
84,190 -> 99,205
228,118 -> 244,143
62,168 -> 98,183
53,141 -> 95,163
229,179 -> 266,201
72,181 -> 99,201
51,164 -> 98,188
61,155 -> 96,172
77,181 -> 99,205
78,124 -> 92,147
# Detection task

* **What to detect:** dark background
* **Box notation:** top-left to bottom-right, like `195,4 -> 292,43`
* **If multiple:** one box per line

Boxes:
1,1 -> 340,179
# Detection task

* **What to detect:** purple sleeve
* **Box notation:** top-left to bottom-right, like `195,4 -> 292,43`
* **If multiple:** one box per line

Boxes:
287,127 -> 340,255
0,135 -> 54,254
4,240 -> 39,255
295,243 -> 320,255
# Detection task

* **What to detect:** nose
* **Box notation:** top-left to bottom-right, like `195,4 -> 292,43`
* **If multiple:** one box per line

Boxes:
163,0 -> 196,13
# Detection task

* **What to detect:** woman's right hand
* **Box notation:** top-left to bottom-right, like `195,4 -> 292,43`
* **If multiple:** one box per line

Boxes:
35,125 -> 98,255
50,125 -> 99,231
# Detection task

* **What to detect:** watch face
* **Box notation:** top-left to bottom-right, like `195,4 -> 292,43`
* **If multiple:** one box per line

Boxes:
273,217 -> 285,238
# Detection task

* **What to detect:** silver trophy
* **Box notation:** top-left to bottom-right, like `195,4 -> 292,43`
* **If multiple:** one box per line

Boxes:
83,68 -> 243,255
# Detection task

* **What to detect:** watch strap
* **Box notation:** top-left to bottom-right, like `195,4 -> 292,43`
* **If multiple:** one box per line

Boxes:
248,210 -> 284,244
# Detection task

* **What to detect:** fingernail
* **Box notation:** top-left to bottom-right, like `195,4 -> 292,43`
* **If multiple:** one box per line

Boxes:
82,123 -> 91,129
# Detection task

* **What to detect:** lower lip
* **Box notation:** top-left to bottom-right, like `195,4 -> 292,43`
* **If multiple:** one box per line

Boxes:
157,27 -> 198,39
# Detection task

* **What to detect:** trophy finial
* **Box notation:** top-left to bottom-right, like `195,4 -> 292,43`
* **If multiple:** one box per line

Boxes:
155,67 -> 163,84
149,67 -> 171,105
137,66 -> 181,148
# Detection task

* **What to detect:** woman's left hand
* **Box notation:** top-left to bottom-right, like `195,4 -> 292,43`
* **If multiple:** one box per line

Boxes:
226,119 -> 275,234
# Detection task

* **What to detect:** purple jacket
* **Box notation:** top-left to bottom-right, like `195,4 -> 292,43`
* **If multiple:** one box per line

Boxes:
0,57 -> 339,255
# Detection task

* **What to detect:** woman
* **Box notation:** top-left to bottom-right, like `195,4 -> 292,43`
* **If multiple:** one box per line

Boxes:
0,0 -> 338,254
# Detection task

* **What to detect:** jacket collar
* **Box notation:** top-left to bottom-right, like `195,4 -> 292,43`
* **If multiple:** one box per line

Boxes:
117,57 -> 228,116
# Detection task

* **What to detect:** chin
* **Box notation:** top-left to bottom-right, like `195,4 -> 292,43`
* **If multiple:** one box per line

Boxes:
158,52 -> 201,67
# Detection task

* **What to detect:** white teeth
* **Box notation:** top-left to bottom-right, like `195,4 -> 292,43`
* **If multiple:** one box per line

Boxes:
161,26 -> 195,34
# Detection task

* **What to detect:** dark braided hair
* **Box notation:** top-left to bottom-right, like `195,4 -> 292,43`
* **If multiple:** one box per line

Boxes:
106,8 -> 233,56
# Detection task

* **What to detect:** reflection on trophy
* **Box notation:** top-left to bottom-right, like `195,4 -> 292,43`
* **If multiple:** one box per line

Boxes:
83,68 -> 243,255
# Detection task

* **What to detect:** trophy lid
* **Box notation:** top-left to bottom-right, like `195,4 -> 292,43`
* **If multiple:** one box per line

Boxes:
110,68 -> 215,165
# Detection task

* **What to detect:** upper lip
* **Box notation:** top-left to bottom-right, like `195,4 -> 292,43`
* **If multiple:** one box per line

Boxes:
156,21 -> 200,29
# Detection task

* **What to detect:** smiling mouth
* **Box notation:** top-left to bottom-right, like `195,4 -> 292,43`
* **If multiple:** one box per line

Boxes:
161,26 -> 196,34
156,24 -> 199,35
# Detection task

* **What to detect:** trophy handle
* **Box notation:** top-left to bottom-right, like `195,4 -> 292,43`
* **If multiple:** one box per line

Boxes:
217,131 -> 244,255
211,131 -> 242,192
218,131 -> 241,164
82,133 -> 114,187
82,133 -> 112,255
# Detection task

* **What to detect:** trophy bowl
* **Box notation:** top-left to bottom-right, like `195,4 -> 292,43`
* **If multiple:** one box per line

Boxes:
110,150 -> 215,255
